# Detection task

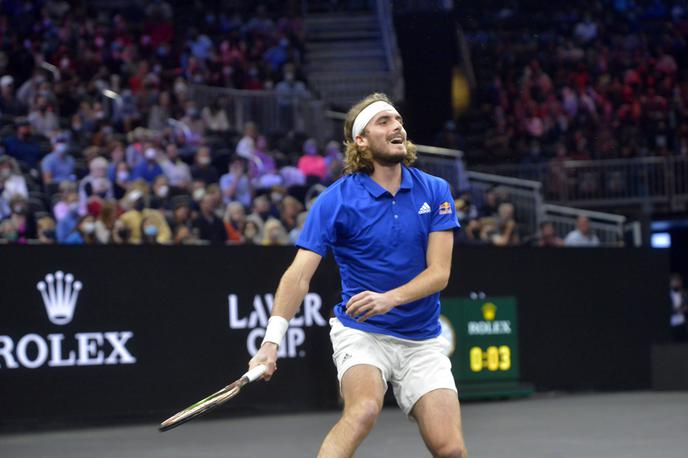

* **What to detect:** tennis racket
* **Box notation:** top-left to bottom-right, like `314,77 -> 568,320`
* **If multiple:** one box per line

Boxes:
159,364 -> 266,432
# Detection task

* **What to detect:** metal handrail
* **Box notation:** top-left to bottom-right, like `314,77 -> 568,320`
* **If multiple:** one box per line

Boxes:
542,203 -> 626,224
416,145 -> 464,159
467,170 -> 541,191
475,156 -> 688,210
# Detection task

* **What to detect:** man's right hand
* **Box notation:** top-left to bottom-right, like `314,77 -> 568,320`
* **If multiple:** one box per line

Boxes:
248,342 -> 278,381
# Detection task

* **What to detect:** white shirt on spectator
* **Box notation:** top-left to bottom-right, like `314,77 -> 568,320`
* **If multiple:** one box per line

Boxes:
160,158 -> 191,188
280,166 -> 306,188
2,174 -> 28,200
564,229 -> 600,247
670,290 -> 685,326
236,135 -> 256,159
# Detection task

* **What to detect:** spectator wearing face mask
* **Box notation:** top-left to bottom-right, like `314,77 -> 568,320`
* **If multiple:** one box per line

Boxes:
63,215 -> 99,245
190,146 -> 219,185
130,147 -> 164,184
149,175 -> 172,209
0,155 -> 28,201
297,138 -> 326,182
141,215 -> 168,245
113,161 -> 132,200
117,187 -> 172,244
220,157 -> 252,207
41,138 -> 76,189
79,157 -> 113,211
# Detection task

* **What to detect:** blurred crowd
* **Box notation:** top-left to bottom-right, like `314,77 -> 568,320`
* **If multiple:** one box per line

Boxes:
0,0 -> 615,247
0,0 -> 345,245
464,0 -> 688,164
454,186 -> 600,247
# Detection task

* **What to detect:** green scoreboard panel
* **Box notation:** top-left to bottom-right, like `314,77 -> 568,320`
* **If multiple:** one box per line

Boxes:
440,296 -> 533,399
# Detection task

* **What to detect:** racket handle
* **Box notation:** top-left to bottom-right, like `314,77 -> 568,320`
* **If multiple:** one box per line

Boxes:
243,364 -> 267,382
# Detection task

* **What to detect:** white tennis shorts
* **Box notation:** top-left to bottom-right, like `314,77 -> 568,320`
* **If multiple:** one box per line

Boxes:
329,318 -> 457,416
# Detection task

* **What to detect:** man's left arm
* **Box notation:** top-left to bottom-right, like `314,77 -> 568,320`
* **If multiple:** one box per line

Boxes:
346,230 -> 454,322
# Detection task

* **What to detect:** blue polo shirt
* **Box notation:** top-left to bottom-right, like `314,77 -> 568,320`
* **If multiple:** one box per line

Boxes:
297,166 -> 459,340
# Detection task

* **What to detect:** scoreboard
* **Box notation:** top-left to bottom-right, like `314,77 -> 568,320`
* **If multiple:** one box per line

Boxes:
440,296 -> 533,399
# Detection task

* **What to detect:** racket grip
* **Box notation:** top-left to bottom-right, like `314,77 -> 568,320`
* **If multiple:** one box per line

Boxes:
243,364 -> 267,382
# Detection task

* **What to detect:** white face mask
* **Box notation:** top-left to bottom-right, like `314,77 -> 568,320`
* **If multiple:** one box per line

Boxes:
117,170 -> 129,182
157,185 -> 169,198
55,143 -> 68,155
82,222 -> 95,234
192,188 -> 205,201
145,148 -> 157,160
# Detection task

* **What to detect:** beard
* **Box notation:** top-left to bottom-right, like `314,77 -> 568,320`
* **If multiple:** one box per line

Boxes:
369,143 -> 407,167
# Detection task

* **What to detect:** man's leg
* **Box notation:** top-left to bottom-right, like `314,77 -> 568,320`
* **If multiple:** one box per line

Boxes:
318,365 -> 386,458
411,388 -> 467,458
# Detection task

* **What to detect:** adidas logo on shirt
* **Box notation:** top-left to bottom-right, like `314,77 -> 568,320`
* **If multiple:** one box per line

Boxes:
418,202 -> 431,214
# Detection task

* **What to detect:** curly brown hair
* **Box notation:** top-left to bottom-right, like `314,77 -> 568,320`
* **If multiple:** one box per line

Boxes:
342,93 -> 417,175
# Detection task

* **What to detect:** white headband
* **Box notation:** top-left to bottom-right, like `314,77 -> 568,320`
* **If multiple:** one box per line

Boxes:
351,101 -> 399,139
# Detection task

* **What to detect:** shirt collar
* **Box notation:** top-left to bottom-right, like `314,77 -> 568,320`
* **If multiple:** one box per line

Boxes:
357,166 -> 413,198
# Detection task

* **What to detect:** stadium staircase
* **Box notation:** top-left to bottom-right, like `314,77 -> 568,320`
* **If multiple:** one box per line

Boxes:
304,2 -> 403,109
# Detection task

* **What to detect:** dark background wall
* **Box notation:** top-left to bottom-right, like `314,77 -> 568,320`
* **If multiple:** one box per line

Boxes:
394,12 -> 457,143
0,246 -> 670,428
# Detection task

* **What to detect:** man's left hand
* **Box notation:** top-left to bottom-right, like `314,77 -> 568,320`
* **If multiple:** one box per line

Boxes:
345,291 -> 397,322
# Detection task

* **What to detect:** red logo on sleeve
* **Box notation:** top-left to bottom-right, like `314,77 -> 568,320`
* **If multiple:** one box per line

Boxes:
439,202 -> 452,215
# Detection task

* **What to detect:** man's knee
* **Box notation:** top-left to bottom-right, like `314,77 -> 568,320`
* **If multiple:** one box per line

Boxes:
343,398 -> 382,433
431,441 -> 467,458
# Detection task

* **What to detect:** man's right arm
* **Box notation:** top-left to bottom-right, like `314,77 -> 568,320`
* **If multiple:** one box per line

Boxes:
248,248 -> 322,380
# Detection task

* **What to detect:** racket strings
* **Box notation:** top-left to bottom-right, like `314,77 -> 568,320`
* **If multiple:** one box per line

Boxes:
162,383 -> 244,429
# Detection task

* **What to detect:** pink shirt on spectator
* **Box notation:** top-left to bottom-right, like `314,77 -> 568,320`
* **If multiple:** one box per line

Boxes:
297,155 -> 327,180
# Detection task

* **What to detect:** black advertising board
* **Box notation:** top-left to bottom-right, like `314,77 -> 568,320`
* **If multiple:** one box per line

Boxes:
0,245 -> 340,429
0,245 -> 670,428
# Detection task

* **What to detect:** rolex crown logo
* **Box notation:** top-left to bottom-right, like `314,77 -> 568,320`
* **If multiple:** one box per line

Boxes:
36,271 -> 82,325
481,302 -> 497,321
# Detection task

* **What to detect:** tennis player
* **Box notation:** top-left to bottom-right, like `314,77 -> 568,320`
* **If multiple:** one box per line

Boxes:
249,93 -> 466,458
